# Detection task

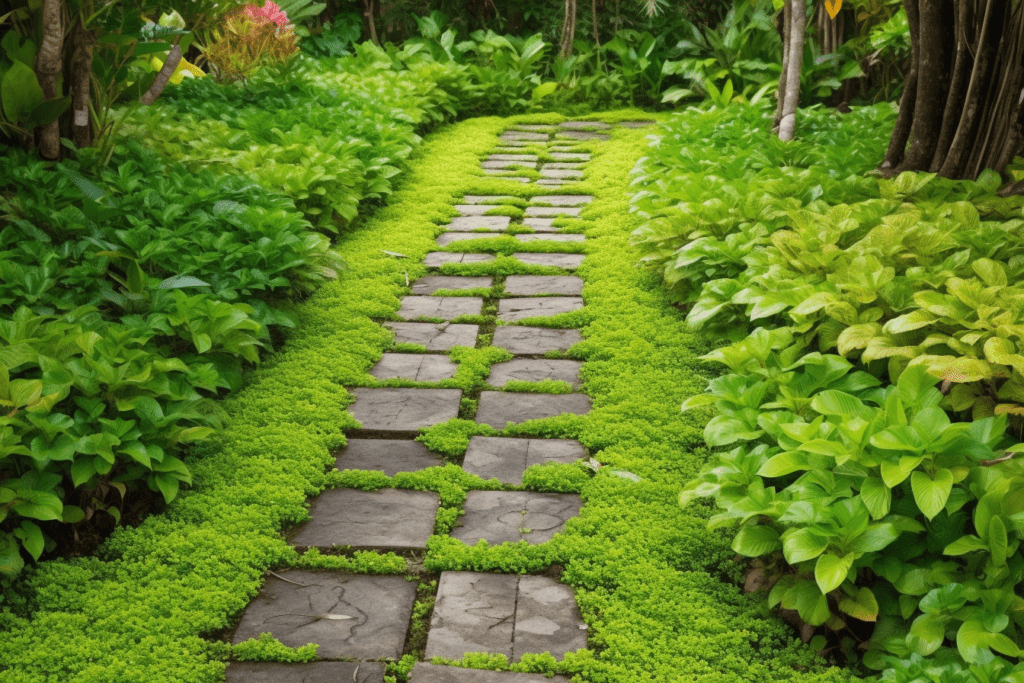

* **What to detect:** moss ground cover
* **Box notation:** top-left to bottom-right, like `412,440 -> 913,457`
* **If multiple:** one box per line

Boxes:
1,112 -> 857,682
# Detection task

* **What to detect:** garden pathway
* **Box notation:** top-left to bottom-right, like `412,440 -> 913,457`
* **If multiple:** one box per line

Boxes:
226,120 -> 650,682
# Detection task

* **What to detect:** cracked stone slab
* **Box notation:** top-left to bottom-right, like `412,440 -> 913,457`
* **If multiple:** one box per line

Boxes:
423,253 -> 495,267
335,439 -> 443,475
424,571 -> 517,660
452,491 -> 582,544
488,358 -> 583,388
491,326 -> 582,354
531,195 -> 593,206
504,275 -> 583,296
398,296 -> 482,321
412,276 -> 493,294
474,391 -> 591,428
515,234 -> 584,243
548,153 -> 591,161
348,387 -> 461,432
461,195 -> 515,204
455,204 -> 502,216
226,662 -> 385,683
556,131 -> 610,141
231,572 -> 416,659
618,120 -> 657,128
482,160 -> 536,170
559,120 -> 612,130
512,253 -> 585,269
445,216 -> 511,232
411,663 -> 570,683
437,232 -> 499,246
463,436 -> 586,484
371,353 -> 458,382
292,488 -> 439,548
525,206 -> 581,217
386,322 -> 479,351
487,154 -> 538,162
540,168 -> 584,180
497,297 -> 583,322
500,131 -> 549,141
523,217 -> 556,231
514,575 -> 589,659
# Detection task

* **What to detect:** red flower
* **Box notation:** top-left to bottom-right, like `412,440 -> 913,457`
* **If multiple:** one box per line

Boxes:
243,1 -> 290,27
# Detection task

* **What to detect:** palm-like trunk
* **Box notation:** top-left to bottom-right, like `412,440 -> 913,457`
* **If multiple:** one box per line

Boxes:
559,0 -> 577,59
35,0 -> 64,159
778,0 -> 806,141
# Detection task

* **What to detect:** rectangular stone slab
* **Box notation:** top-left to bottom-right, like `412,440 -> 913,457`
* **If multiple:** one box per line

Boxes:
504,275 -> 583,296
444,216 -> 511,232
386,322 -> 478,351
532,195 -> 593,205
541,163 -> 585,170
398,296 -> 482,320
461,195 -> 515,204
487,358 -> 583,387
556,131 -> 611,140
513,575 -> 589,661
436,233 -> 499,247
559,120 -> 612,129
491,326 -> 582,354
452,491 -> 582,544
499,131 -> 549,141
548,153 -> 591,161
423,253 -> 495,267
474,391 -> 591,428
454,204 -> 502,216
411,663 -> 570,683
424,571 -> 517,660
497,297 -> 583,322
411,275 -> 493,294
540,168 -> 583,179
463,436 -> 586,485
291,488 -> 439,548
348,387 -> 461,432
487,154 -> 538,161
523,217 -> 556,231
512,253 -> 585,269
482,160 -> 535,170
227,662 -> 385,683
231,572 -> 416,659
336,439 -> 443,475
515,234 -> 584,243
371,353 -> 458,382
535,179 -> 566,186
524,206 -> 581,217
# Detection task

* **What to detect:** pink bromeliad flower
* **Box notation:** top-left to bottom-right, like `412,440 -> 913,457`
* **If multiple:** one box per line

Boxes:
243,1 -> 290,27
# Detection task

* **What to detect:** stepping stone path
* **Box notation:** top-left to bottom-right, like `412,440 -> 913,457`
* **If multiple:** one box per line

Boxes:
232,120 -> 640,679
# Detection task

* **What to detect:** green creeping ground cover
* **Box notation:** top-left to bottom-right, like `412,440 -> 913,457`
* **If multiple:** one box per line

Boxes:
633,103 -> 1024,679
0,113 -> 859,682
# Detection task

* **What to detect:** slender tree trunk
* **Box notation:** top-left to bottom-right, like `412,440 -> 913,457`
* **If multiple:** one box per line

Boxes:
559,0 -> 577,59
929,0 -> 976,171
881,0 -> 920,170
774,3 -> 791,130
140,42 -> 182,106
592,0 -> 600,47
361,0 -> 378,45
816,6 -> 843,55
34,0 -> 64,159
69,20 -> 95,150
778,0 -> 805,141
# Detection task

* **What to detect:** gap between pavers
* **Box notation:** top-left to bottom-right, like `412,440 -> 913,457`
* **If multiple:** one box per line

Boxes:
491,326 -> 582,354
474,391 -> 591,428
226,662 -> 385,683
290,488 -> 439,549
348,387 -> 461,433
462,436 -> 586,485
371,353 -> 457,382
336,439 -> 443,475
386,322 -> 479,350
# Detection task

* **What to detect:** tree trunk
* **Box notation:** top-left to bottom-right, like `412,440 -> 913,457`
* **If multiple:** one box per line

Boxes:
778,0 -> 805,141
140,43 -> 182,106
592,0 -> 600,47
34,0 -> 64,159
361,0 -> 378,45
774,2 -> 791,130
559,0 -> 577,59
816,5 -> 844,55
881,0 -> 920,170
69,21 -> 95,150
929,0 -> 976,171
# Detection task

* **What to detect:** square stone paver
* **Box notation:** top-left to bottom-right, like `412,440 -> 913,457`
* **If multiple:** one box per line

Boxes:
525,206 -> 581,217
292,488 -> 439,548
411,663 -> 569,683
371,353 -> 458,382
482,160 -> 535,170
548,153 -> 591,161
515,234 -> 584,243
336,439 -> 443,475
532,195 -> 592,206
232,572 -> 416,659
226,662 -> 385,683
461,195 -> 515,204
437,233 -> 498,246
474,391 -> 591,428
497,297 -> 583,322
424,572 -> 586,662
540,168 -> 583,180
455,204 -> 502,216
398,296 -> 482,320
488,358 -> 583,387
556,131 -> 610,141
387,322 -> 479,351
463,436 -> 586,484
523,217 -> 557,232
500,131 -> 549,141
348,388 -> 461,433
453,491 -> 582,544
512,253 -> 585,269
504,276 -> 583,296
487,154 -> 538,162
412,276 -> 493,294
491,326 -> 582,354
445,216 -> 511,232
423,253 -> 495,267
559,121 -> 612,130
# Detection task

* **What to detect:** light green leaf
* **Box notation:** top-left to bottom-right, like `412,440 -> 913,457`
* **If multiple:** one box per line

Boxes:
814,552 -> 853,593
783,528 -> 829,564
859,478 -> 891,520
911,469 -> 953,520
732,525 -> 782,557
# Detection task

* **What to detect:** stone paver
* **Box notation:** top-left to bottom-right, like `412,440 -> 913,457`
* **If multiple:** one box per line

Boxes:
542,163 -> 585,170
500,131 -> 549,141
336,439 -> 443,475
487,154 -> 538,162
515,234 -> 585,243
423,252 -> 495,267
512,125 -> 556,132
349,387 -> 461,432
497,297 -> 583,322
532,195 -> 592,206
494,140 -> 530,147
548,153 -> 591,161
412,276 -> 493,294
292,488 -> 439,548
386,322 -> 479,350
474,391 -> 591,428
556,131 -> 610,141
512,253 -> 585,268
481,172 -> 532,183
455,204 -> 502,216
524,206 -> 581,217
437,232 -> 498,246
513,575 -> 589,659
523,217 -> 556,231
398,296 -> 482,320
491,326 -> 582,354
226,662 -> 385,683
463,436 -> 586,484
535,179 -> 566,186
411,663 -> 569,683
488,358 -> 583,387
559,120 -> 612,130
504,275 -> 583,296
482,160 -> 536,170
371,353 -> 458,382
548,146 -> 582,152
540,168 -> 584,180
445,216 -> 511,232
232,572 -> 416,659
453,491 -> 582,544
461,195 -> 514,204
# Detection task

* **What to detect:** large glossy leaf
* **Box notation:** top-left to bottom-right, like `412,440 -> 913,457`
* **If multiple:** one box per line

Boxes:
911,469 -> 953,520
